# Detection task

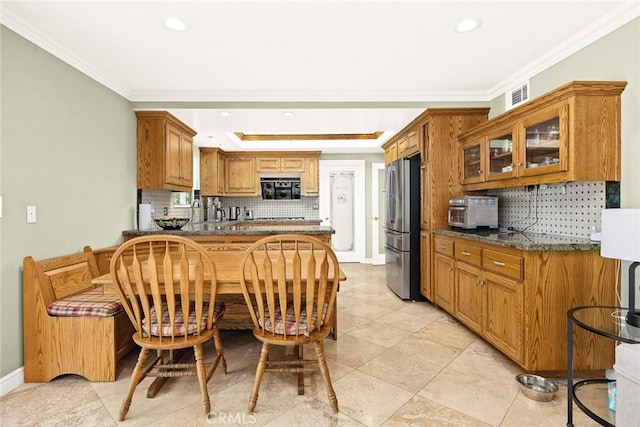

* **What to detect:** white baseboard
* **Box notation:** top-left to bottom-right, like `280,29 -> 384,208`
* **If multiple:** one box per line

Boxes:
0,366 -> 24,397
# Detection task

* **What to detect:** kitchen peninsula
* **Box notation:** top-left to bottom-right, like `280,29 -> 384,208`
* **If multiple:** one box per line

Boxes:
122,220 -> 334,243
114,221 -> 336,331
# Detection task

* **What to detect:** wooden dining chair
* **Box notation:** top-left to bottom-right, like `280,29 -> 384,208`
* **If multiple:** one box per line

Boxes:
239,234 -> 340,413
109,235 -> 227,421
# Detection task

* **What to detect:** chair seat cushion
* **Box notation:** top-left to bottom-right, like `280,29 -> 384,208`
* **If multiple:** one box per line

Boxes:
257,304 -> 327,337
143,302 -> 226,337
47,288 -> 124,317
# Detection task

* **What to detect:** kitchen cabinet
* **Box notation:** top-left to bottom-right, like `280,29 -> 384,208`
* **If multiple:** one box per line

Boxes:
433,232 -> 616,373
136,111 -> 197,192
458,81 -> 626,191
420,232 -> 433,301
256,157 -> 281,172
199,148 -> 225,196
255,155 -> 306,173
398,130 -> 420,158
433,236 -> 455,314
224,155 -> 258,195
453,240 -> 524,363
383,141 -> 398,164
200,150 -> 320,196
303,156 -> 319,195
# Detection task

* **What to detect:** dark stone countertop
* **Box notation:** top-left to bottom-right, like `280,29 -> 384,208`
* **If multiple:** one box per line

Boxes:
433,228 -> 600,251
124,220 -> 334,238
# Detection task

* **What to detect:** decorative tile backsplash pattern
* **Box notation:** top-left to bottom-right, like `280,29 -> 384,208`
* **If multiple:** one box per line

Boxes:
139,190 -> 320,226
488,181 -> 608,238
215,196 -> 320,220
139,189 -> 204,224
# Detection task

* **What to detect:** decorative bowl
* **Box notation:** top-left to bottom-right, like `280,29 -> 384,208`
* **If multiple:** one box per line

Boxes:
154,217 -> 190,230
516,374 -> 558,402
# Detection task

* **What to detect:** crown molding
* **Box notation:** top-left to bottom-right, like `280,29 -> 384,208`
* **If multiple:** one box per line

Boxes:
0,7 -> 134,100
2,2 -> 638,104
488,0 -> 640,100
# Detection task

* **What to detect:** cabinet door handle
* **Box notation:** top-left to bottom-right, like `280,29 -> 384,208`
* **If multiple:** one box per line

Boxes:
493,261 -> 506,266
439,245 -> 446,249
461,251 -> 471,256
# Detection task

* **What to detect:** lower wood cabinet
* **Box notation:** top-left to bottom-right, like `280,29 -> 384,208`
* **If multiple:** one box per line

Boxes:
433,237 -> 455,314
432,233 -> 615,374
420,231 -> 433,301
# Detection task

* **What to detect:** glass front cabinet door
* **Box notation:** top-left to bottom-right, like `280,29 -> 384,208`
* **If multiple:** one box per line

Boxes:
461,139 -> 483,185
485,126 -> 517,182
519,103 -> 569,177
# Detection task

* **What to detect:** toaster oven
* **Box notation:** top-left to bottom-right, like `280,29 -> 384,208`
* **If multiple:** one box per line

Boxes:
448,195 -> 498,229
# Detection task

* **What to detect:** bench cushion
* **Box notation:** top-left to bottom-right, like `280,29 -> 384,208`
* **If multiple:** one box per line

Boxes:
47,288 -> 124,317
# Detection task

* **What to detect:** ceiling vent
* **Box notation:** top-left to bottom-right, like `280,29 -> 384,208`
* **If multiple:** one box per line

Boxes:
505,81 -> 529,111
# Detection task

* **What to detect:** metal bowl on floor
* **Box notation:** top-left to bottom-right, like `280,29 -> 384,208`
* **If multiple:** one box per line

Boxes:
516,374 -> 558,402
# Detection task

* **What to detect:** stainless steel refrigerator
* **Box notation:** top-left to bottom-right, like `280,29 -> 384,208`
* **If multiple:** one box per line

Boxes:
385,155 -> 421,300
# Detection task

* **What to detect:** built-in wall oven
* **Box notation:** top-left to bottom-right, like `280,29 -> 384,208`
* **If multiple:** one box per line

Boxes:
384,155 -> 421,300
260,177 -> 301,200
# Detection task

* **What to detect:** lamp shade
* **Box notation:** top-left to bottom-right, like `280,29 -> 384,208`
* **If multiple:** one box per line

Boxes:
601,209 -> 640,261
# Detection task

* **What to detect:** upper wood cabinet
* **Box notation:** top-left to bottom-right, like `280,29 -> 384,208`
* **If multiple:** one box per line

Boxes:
398,130 -> 420,158
458,81 -> 626,191
255,154 -> 307,173
224,155 -> 259,195
382,129 -> 419,164
302,156 -> 319,195
419,109 -> 490,230
136,111 -> 197,191
383,142 -> 398,164
200,150 -> 320,197
199,148 -> 225,196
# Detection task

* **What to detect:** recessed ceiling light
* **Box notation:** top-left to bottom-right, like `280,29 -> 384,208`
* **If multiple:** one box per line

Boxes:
283,111 -> 294,117
164,17 -> 189,31
219,111 -> 231,117
456,18 -> 482,33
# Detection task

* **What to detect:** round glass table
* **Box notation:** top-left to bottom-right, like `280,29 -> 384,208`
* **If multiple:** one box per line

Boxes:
567,306 -> 640,427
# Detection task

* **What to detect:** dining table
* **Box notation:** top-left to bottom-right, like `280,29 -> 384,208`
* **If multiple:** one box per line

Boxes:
91,247 -> 346,398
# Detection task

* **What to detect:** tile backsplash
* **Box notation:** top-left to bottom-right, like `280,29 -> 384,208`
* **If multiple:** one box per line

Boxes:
213,196 -> 320,220
138,190 -> 319,227
487,181 -> 619,238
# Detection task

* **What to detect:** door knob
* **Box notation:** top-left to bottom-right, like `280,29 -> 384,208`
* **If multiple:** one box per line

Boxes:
373,216 -> 380,221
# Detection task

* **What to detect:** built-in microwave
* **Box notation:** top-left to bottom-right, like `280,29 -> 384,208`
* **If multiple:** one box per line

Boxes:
260,177 -> 301,200
448,195 -> 498,229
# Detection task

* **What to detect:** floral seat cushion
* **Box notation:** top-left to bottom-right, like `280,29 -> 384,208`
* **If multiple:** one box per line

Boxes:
142,302 -> 226,337
47,288 -> 123,317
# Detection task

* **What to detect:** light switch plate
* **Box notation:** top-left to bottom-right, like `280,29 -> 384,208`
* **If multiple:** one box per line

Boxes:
26,205 -> 36,223
0,196 -> 3,218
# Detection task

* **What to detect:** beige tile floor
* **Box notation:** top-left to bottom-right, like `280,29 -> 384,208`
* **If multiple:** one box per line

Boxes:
2,263 -> 601,426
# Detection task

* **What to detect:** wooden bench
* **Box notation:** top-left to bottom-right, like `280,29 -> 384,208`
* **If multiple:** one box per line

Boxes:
23,248 -> 136,382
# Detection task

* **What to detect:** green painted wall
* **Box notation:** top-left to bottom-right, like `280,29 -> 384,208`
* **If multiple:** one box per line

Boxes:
0,26 -> 136,377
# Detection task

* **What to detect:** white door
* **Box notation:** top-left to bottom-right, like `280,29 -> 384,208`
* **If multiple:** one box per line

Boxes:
319,160 -> 365,263
371,163 -> 386,265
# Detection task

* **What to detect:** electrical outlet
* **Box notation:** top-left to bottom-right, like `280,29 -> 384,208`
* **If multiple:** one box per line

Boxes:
26,205 -> 36,223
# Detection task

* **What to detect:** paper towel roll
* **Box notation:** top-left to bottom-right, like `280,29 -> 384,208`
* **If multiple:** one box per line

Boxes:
138,204 -> 153,230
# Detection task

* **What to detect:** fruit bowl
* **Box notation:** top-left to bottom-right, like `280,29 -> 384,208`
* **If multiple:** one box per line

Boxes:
154,217 -> 190,230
